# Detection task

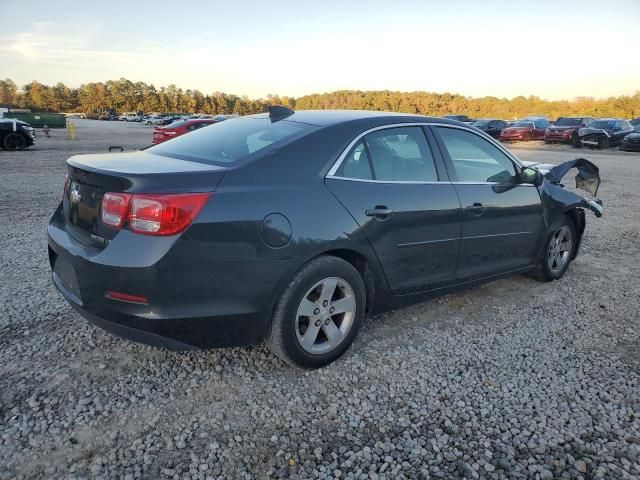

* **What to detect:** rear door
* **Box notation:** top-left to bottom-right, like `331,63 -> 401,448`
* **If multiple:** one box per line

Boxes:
326,125 -> 462,294
431,125 -> 543,280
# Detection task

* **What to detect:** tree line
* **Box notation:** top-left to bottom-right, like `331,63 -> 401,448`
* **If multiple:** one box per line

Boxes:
1,78 -> 638,120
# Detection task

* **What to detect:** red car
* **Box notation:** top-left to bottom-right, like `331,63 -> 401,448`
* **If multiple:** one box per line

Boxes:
500,119 -> 550,142
544,117 -> 595,147
152,119 -> 217,144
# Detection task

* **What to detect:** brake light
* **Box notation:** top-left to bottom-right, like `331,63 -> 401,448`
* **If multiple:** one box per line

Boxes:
100,192 -> 210,236
130,193 -> 210,235
101,192 -> 132,228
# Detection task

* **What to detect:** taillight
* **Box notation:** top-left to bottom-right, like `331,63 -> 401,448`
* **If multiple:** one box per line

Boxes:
100,192 -> 210,236
101,192 -> 132,228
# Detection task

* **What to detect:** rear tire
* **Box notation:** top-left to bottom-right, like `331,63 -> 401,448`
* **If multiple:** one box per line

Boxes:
3,133 -> 26,150
266,256 -> 366,369
532,216 -> 576,282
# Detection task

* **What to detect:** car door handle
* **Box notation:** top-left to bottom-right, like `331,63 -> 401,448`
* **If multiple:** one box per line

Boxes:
365,206 -> 393,219
466,203 -> 487,216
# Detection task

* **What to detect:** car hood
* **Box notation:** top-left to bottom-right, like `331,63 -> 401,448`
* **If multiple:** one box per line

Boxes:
503,126 -> 530,132
623,132 -> 640,140
549,125 -> 578,130
579,127 -> 612,137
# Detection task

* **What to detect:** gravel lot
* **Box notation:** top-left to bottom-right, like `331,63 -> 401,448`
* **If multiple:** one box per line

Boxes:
1,120 -> 639,480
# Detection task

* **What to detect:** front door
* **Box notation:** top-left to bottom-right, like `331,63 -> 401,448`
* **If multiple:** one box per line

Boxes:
326,126 -> 462,293
432,125 -> 543,280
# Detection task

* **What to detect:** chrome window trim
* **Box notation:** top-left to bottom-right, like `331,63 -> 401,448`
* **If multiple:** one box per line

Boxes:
326,122 -> 524,180
326,176 -> 537,187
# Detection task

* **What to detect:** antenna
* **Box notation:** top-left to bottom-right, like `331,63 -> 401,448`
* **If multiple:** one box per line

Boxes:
268,105 -> 295,117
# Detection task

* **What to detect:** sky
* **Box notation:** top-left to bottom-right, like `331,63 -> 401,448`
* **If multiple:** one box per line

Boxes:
0,0 -> 638,101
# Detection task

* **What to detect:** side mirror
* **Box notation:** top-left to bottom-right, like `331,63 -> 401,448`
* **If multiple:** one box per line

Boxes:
519,167 -> 541,186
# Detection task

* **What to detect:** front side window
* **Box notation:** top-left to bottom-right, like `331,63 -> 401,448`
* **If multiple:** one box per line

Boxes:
435,127 -> 517,183
364,127 -> 438,182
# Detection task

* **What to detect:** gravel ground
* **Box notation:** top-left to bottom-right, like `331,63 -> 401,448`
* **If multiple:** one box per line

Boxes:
0,120 -> 639,480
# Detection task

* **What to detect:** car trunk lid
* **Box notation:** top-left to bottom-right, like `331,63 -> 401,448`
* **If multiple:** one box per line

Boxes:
64,150 -> 226,248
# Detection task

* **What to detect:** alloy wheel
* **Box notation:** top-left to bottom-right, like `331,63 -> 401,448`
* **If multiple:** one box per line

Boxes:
547,225 -> 573,274
295,277 -> 356,354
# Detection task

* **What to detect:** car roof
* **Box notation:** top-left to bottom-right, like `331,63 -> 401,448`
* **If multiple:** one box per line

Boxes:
246,109 -> 462,127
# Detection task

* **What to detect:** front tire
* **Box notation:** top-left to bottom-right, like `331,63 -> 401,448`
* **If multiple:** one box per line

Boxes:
266,256 -> 366,369
571,133 -> 581,148
598,136 -> 610,149
533,217 -> 576,282
3,133 -> 26,150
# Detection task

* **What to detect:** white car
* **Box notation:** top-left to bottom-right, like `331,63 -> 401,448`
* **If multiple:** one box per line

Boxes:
144,115 -> 166,125
118,114 -> 141,122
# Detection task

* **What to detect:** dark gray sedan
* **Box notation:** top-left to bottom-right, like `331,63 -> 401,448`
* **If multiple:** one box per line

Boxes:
48,108 -> 603,368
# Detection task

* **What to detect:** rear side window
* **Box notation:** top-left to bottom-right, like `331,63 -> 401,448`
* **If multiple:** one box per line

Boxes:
149,118 -> 313,164
435,127 -> 516,183
335,141 -> 373,180
364,127 -> 438,182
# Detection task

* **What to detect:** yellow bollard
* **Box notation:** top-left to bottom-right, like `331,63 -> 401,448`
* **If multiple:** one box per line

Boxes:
67,121 -> 77,139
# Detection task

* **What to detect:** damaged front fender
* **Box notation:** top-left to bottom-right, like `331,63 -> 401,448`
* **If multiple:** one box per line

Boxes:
522,158 -> 604,218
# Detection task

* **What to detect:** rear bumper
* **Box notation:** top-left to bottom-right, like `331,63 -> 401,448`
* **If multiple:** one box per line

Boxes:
47,204 -> 287,349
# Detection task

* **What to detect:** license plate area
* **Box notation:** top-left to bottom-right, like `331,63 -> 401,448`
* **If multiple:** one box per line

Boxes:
53,255 -> 82,304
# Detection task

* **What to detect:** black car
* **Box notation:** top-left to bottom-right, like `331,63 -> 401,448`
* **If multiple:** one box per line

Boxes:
471,119 -> 508,139
161,116 -> 182,125
578,118 -> 633,149
0,118 -> 35,150
619,124 -> 640,152
48,108 -> 604,368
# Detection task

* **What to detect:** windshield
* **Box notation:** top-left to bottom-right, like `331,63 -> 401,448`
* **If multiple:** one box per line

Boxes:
512,121 -> 534,128
472,120 -> 490,127
148,117 -> 314,165
589,120 -> 615,129
556,118 -> 583,127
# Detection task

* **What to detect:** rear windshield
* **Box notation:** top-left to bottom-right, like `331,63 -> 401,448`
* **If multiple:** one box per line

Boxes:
556,118 -> 583,126
165,120 -> 187,128
148,117 -> 314,164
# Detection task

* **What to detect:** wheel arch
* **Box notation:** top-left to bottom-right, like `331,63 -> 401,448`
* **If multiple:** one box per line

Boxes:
563,207 -> 586,259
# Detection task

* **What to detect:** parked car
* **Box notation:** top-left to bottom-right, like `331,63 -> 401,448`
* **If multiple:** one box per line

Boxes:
152,118 -> 217,144
544,117 -> 595,147
160,116 -> 182,126
0,118 -> 35,150
500,118 -> 550,141
118,113 -> 141,122
578,118 -> 633,149
619,124 -> 640,152
443,114 -> 474,123
471,119 -> 508,139
48,108 -> 604,368
144,115 -> 166,125
629,118 -> 640,127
